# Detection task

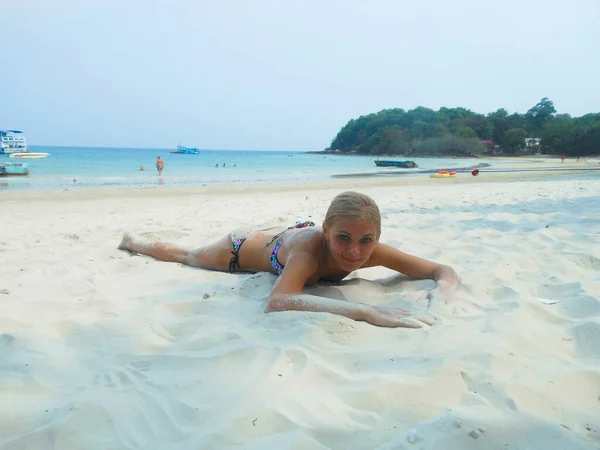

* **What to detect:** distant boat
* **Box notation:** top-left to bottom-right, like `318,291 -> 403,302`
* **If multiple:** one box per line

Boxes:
0,162 -> 29,176
8,152 -> 50,159
171,144 -> 199,155
374,160 -> 418,168
0,130 -> 28,154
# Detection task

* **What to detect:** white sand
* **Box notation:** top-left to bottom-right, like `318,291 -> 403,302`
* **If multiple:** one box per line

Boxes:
1,174 -> 599,449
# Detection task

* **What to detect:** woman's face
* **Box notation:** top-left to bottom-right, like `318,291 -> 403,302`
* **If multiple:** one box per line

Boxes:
323,218 -> 379,272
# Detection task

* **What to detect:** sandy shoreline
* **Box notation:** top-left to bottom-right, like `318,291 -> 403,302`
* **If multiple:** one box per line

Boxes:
1,158 -> 598,204
1,170 -> 599,449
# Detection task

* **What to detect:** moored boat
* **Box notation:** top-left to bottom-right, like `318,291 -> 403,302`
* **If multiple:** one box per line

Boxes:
374,160 -> 418,168
0,162 -> 29,176
0,130 -> 28,154
8,152 -> 50,159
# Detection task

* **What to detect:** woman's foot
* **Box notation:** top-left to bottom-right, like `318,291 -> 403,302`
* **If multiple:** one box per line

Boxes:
118,232 -> 134,251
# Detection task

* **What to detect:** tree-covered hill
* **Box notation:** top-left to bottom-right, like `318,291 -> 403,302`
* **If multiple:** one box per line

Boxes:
327,98 -> 599,156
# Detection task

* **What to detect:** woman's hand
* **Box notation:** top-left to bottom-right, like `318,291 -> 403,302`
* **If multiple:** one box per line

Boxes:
367,305 -> 436,328
427,279 -> 459,306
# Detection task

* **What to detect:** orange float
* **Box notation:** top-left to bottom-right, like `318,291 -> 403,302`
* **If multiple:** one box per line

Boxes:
429,170 -> 457,178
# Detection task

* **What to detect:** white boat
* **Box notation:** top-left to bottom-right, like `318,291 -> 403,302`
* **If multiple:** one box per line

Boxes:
8,152 -> 50,159
0,130 -> 28,154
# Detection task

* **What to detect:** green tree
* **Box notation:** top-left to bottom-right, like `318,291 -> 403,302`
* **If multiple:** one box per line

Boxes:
413,136 -> 485,156
327,101 -> 595,157
381,127 -> 410,154
571,126 -> 600,156
504,128 -> 528,153
363,127 -> 412,155
540,114 -> 574,154
525,97 -> 556,133
569,114 -> 600,156
487,108 -> 509,145
462,114 -> 494,140
457,127 -> 478,139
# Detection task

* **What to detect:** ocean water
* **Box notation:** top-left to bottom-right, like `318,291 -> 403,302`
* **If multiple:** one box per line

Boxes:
1,145 -> 481,191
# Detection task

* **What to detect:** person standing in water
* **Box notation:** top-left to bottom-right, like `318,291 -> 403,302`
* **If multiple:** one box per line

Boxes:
156,156 -> 164,176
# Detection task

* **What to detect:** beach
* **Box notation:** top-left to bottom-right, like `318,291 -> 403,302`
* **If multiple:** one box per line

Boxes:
1,170 -> 599,449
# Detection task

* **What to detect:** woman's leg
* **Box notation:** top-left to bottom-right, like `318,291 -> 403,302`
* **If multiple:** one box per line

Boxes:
118,232 -> 233,271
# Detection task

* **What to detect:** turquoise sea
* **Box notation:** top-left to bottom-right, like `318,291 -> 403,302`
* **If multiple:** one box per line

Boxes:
2,145 -> 485,191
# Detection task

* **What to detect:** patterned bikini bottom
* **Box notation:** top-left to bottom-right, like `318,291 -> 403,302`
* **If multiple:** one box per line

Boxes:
228,221 -> 315,273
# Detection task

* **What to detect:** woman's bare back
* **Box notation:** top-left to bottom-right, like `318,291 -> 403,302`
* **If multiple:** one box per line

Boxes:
236,226 -> 349,282
236,226 -> 319,273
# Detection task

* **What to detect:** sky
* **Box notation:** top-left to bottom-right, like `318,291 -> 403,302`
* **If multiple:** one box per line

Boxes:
2,0 -> 599,150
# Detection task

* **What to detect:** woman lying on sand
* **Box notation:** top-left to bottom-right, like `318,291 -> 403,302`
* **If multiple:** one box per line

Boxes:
118,191 -> 459,328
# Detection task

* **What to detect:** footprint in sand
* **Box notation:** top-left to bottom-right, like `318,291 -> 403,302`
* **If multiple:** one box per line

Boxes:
537,282 -> 600,319
564,253 -> 600,271
0,333 -> 16,348
61,233 -> 80,241
128,359 -> 155,371
460,370 -> 518,411
492,286 -> 520,302
490,285 -> 521,312
569,321 -> 600,361
94,366 -> 150,390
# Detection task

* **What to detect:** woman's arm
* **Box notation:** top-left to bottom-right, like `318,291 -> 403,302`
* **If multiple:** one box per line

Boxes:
266,252 -> 435,328
367,243 -> 460,299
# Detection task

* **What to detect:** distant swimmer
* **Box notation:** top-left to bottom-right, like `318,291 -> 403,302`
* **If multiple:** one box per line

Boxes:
139,166 -> 145,171
215,164 -> 219,168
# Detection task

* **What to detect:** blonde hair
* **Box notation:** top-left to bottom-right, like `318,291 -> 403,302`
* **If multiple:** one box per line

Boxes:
324,191 -> 381,237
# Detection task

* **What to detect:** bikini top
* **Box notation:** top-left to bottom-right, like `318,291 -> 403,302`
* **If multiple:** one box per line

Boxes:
269,221 -> 315,275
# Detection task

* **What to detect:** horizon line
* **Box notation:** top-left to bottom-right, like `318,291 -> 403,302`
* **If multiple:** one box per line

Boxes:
28,144 -> 317,152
